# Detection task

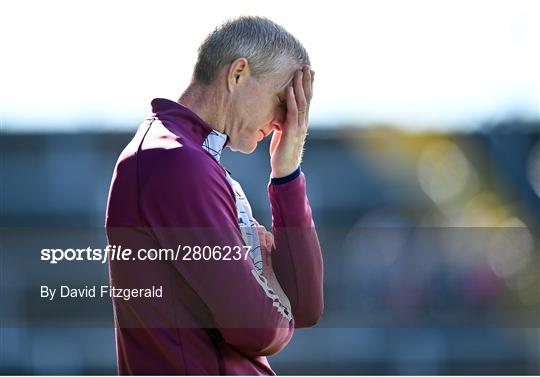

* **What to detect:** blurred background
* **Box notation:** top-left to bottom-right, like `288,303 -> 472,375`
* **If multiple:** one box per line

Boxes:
1,0 -> 539,375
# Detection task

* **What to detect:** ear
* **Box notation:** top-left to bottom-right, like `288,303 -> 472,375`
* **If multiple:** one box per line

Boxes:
226,57 -> 250,92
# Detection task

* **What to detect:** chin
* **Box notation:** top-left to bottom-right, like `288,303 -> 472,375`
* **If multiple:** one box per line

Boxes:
228,138 -> 258,154
240,143 -> 258,154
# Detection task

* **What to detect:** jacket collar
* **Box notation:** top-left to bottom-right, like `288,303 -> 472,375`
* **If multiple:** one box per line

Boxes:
151,98 -> 228,161
202,130 -> 228,162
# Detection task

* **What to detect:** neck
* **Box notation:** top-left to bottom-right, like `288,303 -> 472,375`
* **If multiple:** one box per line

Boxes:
178,83 -> 229,134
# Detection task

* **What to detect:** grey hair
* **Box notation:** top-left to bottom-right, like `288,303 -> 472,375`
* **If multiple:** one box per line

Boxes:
193,16 -> 310,84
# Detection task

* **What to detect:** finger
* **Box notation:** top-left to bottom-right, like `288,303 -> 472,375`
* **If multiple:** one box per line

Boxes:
263,248 -> 272,269
310,70 -> 315,99
307,70 -> 315,121
303,66 -> 312,102
285,85 -> 297,128
260,235 -> 271,265
294,70 -> 307,124
266,231 -> 275,251
256,225 -> 268,250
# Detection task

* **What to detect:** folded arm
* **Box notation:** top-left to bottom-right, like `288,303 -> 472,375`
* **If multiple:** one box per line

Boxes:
141,148 -> 294,356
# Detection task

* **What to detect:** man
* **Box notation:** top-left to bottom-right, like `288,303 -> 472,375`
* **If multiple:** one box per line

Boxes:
105,16 -> 323,375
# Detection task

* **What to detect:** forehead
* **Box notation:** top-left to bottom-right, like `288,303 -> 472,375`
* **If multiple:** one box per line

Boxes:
271,64 -> 301,93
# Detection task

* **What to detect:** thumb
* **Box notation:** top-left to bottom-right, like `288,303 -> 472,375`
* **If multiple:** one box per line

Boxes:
266,231 -> 275,252
256,225 -> 269,251
270,129 -> 282,156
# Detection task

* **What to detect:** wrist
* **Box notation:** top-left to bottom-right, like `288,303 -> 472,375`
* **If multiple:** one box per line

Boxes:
270,166 -> 301,184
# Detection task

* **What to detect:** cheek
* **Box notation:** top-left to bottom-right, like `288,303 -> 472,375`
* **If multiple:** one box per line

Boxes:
273,107 -> 286,126
234,124 -> 259,146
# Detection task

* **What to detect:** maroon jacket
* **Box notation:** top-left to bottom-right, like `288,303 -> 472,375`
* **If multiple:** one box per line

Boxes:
105,98 -> 324,375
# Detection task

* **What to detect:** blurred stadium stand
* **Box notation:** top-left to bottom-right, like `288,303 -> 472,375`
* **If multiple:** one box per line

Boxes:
1,121 -> 539,374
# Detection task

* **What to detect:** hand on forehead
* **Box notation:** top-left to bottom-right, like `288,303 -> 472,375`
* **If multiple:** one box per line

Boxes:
275,65 -> 314,100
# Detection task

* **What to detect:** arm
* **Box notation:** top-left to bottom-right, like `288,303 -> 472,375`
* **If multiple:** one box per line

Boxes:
268,169 -> 324,328
267,66 -> 324,327
140,148 -> 294,356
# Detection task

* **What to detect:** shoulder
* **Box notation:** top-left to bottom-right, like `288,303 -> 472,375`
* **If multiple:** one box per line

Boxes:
144,145 -> 227,188
138,131 -> 234,205
138,138 -> 238,227
136,117 -> 222,178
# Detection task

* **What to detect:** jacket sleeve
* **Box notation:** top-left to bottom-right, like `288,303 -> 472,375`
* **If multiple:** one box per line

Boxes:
268,170 -> 324,328
140,148 -> 294,356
